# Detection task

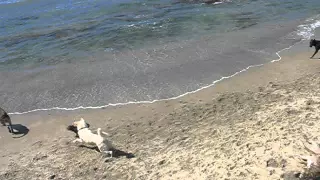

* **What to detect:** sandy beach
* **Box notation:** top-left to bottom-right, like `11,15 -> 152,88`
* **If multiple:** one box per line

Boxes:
2,41 -> 320,180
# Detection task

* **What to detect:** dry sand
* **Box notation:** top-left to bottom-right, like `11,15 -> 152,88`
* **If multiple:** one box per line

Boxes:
2,44 -> 320,179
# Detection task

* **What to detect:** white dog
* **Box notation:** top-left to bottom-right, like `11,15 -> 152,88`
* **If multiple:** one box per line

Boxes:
72,118 -> 113,157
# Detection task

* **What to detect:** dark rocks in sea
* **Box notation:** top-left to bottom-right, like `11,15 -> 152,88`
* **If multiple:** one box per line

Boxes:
178,0 -> 226,4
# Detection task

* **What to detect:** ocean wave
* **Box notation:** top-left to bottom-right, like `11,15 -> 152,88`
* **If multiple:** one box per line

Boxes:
297,14 -> 320,40
0,0 -> 24,5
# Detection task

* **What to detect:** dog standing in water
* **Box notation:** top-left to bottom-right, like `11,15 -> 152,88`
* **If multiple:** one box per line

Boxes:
309,39 -> 320,59
0,107 -> 13,133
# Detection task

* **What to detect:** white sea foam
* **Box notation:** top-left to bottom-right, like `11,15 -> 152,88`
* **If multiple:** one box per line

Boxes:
201,1 -> 226,5
297,15 -> 320,40
127,24 -> 136,27
0,0 -> 24,5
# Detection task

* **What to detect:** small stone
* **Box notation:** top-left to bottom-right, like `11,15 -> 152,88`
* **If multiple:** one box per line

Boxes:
308,122 -> 315,126
280,174 -> 284,178
269,169 -> 275,175
266,158 -> 278,168
258,87 -> 264,92
305,106 -> 314,111
216,96 -> 224,102
158,160 -> 165,165
48,175 -> 56,179
180,136 -> 188,141
212,129 -> 218,135
280,159 -> 287,168
33,154 -> 48,161
4,172 -> 9,177
306,99 -> 316,105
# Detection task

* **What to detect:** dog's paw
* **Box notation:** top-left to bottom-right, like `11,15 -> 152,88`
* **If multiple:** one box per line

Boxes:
72,139 -> 82,143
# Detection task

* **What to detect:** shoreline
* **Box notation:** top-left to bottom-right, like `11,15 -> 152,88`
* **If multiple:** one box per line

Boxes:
2,39 -> 320,179
8,39 -> 304,116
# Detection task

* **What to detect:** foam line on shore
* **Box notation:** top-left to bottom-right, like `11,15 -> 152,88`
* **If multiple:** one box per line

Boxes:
8,42 -> 299,115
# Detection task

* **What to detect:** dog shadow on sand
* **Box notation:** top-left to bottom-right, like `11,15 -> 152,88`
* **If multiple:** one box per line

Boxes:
11,124 -> 29,138
78,144 -> 135,159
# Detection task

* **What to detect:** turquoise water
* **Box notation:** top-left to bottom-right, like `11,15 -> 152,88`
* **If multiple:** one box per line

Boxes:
1,0 -> 320,112
1,0 -> 319,69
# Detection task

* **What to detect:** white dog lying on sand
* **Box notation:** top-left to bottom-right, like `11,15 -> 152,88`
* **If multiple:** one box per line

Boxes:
300,141 -> 320,169
72,118 -> 113,157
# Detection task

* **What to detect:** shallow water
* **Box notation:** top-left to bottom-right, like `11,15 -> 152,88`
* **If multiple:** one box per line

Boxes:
1,0 -> 320,112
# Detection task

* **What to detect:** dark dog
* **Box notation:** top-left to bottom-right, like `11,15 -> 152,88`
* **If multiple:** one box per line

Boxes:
67,125 -> 80,138
0,107 -> 13,133
309,39 -> 320,59
67,123 -> 90,138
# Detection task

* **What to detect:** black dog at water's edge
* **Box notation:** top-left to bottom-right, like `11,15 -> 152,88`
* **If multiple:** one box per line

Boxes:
0,107 -> 13,133
0,107 -> 29,137
309,39 -> 320,58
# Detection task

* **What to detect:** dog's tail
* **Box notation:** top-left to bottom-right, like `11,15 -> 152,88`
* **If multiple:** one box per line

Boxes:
97,128 -> 102,136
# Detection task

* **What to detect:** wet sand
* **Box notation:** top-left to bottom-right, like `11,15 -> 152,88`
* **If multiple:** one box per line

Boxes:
1,42 -> 320,179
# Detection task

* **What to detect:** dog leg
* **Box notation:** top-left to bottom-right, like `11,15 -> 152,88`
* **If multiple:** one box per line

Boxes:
7,126 -> 12,133
7,121 -> 13,134
311,49 -> 319,59
72,138 -> 83,143
101,131 -> 110,136
300,155 -> 319,168
103,151 -> 113,158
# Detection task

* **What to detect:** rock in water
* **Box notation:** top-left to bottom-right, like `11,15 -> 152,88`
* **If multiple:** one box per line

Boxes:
178,0 -> 224,4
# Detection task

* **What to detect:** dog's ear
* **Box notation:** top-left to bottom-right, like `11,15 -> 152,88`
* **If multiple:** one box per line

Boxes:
80,118 -> 85,122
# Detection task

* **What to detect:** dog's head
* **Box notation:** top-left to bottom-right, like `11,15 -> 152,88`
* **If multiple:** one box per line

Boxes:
72,118 -> 89,130
310,39 -> 316,47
